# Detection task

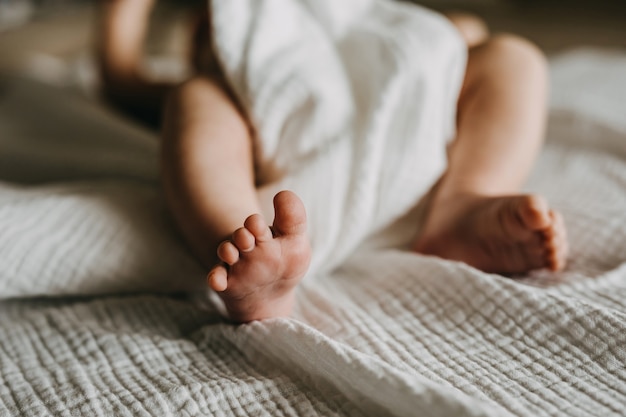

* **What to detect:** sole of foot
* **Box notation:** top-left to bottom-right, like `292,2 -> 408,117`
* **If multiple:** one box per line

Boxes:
414,193 -> 568,274
207,191 -> 311,323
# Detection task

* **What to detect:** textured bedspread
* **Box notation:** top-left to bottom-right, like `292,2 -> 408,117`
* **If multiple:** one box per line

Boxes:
1,41 -> 626,417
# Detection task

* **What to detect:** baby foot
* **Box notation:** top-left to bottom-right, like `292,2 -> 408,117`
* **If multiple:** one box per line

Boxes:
207,191 -> 311,322
413,193 -> 568,274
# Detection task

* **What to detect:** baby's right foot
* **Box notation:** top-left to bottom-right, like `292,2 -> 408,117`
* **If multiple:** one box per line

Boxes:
207,191 -> 311,323
414,193 -> 568,274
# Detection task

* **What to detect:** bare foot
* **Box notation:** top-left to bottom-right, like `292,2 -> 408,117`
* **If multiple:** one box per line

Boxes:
413,193 -> 568,274
207,191 -> 311,322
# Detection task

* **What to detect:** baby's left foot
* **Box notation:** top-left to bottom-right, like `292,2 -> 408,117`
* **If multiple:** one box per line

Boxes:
414,193 -> 568,274
207,191 -> 311,323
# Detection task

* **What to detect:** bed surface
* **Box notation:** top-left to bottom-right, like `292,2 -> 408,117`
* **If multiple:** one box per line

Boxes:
1,49 -> 626,416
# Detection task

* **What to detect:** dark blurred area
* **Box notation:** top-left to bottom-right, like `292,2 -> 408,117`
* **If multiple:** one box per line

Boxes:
419,0 -> 626,52
0,0 -> 624,89
0,0 -> 87,30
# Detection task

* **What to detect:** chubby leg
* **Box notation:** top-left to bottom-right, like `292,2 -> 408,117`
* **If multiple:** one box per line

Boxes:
414,35 -> 568,274
161,77 -> 311,322
161,77 -> 259,258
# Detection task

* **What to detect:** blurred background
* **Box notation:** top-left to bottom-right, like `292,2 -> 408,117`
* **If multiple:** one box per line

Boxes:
0,0 -> 625,92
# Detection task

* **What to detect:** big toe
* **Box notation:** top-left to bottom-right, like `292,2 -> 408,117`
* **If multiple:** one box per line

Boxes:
272,191 -> 307,236
515,195 -> 552,231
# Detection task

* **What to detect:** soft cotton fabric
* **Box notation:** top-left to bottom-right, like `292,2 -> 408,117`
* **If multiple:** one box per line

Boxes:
0,6 -> 625,415
210,0 -> 467,273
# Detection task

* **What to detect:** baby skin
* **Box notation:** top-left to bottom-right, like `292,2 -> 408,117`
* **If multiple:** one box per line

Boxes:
208,192 -> 566,322
414,194 -> 567,273
201,28 -> 567,321
98,1 -> 568,322
207,191 -> 311,323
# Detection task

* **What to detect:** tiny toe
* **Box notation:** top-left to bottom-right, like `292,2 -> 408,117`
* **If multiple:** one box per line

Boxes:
544,236 -> 567,271
207,265 -> 228,292
232,227 -> 255,252
541,220 -> 556,239
544,217 -> 566,250
217,241 -> 239,265
519,195 -> 551,230
244,214 -> 273,242
547,215 -> 568,271
547,249 -> 566,271
272,190 -> 307,236
551,209 -> 563,223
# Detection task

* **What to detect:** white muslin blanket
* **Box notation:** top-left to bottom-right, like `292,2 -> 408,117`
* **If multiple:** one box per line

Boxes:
1,0 -> 626,415
211,0 -> 466,274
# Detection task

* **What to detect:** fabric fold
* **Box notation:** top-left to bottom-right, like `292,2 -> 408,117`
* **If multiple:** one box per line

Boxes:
210,0 -> 467,274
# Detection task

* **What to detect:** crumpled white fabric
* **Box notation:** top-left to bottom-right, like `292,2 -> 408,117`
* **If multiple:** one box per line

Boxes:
209,0 -> 467,274
0,14 -> 626,416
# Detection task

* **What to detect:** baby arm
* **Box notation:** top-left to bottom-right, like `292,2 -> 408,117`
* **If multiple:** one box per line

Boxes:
96,0 -> 174,127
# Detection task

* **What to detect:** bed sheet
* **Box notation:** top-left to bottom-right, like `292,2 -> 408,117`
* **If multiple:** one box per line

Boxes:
1,49 -> 626,416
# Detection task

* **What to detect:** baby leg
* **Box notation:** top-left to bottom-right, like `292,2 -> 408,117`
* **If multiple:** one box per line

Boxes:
161,77 -> 311,322
414,35 -> 568,274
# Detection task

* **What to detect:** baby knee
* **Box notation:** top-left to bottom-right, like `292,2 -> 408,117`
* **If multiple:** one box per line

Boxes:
489,34 -> 547,76
446,12 -> 489,47
170,77 -> 213,105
